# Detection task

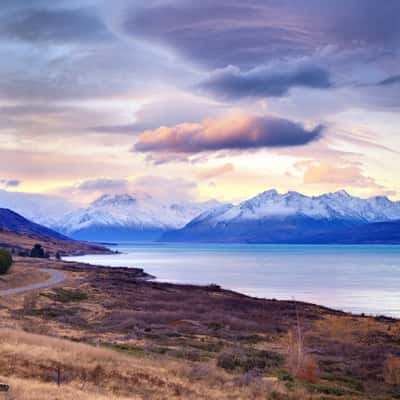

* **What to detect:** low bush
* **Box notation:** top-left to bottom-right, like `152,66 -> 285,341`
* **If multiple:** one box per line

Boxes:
30,244 -> 49,259
51,288 -> 88,303
217,348 -> 283,372
0,248 -> 13,274
296,355 -> 319,384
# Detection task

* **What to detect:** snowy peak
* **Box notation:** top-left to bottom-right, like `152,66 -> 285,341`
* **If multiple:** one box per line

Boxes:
44,188 -> 400,242
54,193 -> 222,238
92,194 -> 137,207
197,189 -> 400,225
161,189 -> 400,244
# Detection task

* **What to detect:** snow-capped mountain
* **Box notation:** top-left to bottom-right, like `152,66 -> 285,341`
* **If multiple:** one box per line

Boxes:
54,194 -> 220,241
161,189 -> 400,243
193,189 -> 400,225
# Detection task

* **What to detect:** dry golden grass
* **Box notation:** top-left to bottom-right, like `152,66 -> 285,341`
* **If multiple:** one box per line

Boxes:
384,354 -> 400,385
0,262 -> 50,290
1,257 -> 398,399
1,375 -> 137,400
0,328 -> 297,400
0,230 -> 109,256
314,315 -> 400,342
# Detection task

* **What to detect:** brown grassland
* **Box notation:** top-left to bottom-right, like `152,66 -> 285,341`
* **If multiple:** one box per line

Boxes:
0,229 -> 111,257
0,253 -> 400,399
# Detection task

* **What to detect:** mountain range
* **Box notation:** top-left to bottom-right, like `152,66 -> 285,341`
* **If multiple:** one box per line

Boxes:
53,194 -> 220,241
1,189 -> 400,244
161,190 -> 400,244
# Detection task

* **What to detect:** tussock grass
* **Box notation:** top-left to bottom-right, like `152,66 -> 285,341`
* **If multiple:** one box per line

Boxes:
1,376 -> 136,400
0,328 -> 297,400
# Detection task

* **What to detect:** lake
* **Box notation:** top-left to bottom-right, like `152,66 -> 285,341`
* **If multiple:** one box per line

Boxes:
66,243 -> 400,317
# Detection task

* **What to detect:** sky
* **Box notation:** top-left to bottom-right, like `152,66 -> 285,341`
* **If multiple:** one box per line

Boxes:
0,0 -> 399,206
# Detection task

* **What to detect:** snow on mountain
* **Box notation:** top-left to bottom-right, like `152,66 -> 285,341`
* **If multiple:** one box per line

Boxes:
193,189 -> 400,226
161,189 -> 400,243
3,188 -> 399,243
54,193 -> 221,240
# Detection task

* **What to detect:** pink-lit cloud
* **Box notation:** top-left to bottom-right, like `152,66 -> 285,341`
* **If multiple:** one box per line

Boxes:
134,112 -> 323,155
196,163 -> 235,180
301,161 -> 396,197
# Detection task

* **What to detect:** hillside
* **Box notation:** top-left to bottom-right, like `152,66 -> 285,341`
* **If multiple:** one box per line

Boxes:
0,257 -> 400,399
0,208 -> 110,256
0,208 -> 68,240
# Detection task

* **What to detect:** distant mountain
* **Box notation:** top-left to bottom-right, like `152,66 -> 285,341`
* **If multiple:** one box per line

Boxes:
161,189 -> 400,244
317,220 -> 400,244
0,208 -> 68,240
0,189 -> 75,227
54,194 -> 221,241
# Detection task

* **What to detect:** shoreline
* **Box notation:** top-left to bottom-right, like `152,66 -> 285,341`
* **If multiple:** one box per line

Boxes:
61,255 -> 398,321
64,244 -> 400,320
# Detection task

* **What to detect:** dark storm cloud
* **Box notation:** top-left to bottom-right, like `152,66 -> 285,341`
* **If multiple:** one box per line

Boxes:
0,6 -> 112,44
199,64 -> 332,99
134,113 -> 323,154
121,0 -> 400,69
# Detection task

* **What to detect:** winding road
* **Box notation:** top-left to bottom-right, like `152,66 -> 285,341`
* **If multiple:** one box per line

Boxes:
0,268 -> 65,296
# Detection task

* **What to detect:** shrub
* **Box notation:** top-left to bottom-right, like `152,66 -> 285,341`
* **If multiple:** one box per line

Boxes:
296,355 -> 319,384
217,348 -> 283,372
0,248 -> 13,274
30,244 -> 45,258
52,288 -> 88,303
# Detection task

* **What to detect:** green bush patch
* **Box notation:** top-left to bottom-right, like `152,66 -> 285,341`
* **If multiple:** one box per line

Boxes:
0,248 -> 13,274
49,288 -> 89,303
217,348 -> 284,372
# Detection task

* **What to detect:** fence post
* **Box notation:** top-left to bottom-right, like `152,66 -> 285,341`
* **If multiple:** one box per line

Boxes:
57,365 -> 61,386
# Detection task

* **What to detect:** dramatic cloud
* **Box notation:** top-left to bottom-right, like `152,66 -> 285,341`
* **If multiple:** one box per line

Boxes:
199,63 -> 332,99
0,1 -> 398,203
134,113 -> 323,154
122,0 -> 400,68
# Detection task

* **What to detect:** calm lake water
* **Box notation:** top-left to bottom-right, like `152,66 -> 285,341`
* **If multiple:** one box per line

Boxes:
66,243 -> 400,318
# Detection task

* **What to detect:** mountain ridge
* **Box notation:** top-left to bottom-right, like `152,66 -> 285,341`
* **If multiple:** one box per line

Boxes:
161,189 -> 400,244
53,194 -> 221,241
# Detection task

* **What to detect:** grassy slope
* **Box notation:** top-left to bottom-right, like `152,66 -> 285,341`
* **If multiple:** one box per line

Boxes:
0,328 -> 291,400
1,258 -> 400,399
0,229 -> 111,256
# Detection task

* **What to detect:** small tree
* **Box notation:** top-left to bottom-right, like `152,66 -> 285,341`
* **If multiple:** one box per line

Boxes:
0,249 -> 13,274
30,244 -> 45,258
